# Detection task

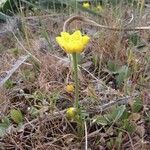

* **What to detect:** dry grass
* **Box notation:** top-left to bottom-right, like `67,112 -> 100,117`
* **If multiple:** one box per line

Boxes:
0,2 -> 150,150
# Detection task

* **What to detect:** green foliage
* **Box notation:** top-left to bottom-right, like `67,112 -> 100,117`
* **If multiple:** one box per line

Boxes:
122,119 -> 136,133
4,79 -> 14,89
20,0 -> 103,16
0,125 -> 6,137
115,131 -> 123,150
107,62 -> 130,88
129,33 -> 141,46
131,97 -> 143,113
0,117 -> 11,137
92,55 -> 99,69
107,60 -> 119,72
10,109 -> 23,124
50,91 -> 60,107
33,90 -> 46,101
94,97 -> 142,134
41,28 -> 54,52
0,0 -> 7,8
93,105 -> 126,126
116,65 -> 129,88
0,0 -> 139,22
145,112 -> 150,123
29,106 -> 39,117
11,48 -> 21,57
93,115 -> 108,126
101,0 -> 138,7
109,105 -> 126,122
22,69 -> 35,82
1,0 -> 20,15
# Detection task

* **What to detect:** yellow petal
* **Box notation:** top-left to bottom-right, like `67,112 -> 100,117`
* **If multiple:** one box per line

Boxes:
73,41 -> 84,53
56,36 -> 64,47
62,42 -> 71,53
65,41 -> 73,54
82,35 -> 90,46
71,30 -> 82,40
83,2 -> 90,8
60,32 -> 70,40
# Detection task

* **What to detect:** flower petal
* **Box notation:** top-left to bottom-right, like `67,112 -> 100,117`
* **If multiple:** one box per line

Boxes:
61,32 -> 70,40
56,36 -> 63,47
82,35 -> 90,46
71,30 -> 82,40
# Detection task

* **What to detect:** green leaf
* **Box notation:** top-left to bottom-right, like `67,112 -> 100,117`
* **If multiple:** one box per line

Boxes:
0,124 -> 7,137
107,60 -> 119,72
110,105 -> 126,122
1,117 -> 11,127
29,106 -> 39,117
116,65 -> 129,88
122,119 -> 135,134
4,79 -> 14,89
119,108 -> 129,120
129,33 -> 141,46
93,105 -> 126,126
0,0 -> 7,8
0,117 -> 11,137
0,11 -> 10,21
33,90 -> 46,101
10,109 -> 23,124
93,115 -> 108,126
115,132 -> 123,149
132,97 -> 143,113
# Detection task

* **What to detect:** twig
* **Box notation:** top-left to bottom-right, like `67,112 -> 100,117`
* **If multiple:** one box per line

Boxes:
85,93 -> 139,113
79,65 -> 110,89
124,13 -> 134,26
87,128 -> 103,139
84,121 -> 88,150
24,14 -> 62,20
63,15 -> 150,32
0,55 -> 29,87
142,13 -> 150,25
144,4 -> 150,8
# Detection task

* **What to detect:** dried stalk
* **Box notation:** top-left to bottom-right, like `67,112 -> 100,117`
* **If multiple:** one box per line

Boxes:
0,55 -> 29,87
63,15 -> 150,32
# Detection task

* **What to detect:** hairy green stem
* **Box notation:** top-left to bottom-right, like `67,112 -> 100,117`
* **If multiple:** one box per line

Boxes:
72,53 -> 84,137
72,53 -> 79,109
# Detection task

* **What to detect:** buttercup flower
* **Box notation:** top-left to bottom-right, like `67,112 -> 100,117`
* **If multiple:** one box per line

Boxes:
97,5 -> 103,12
83,2 -> 90,8
56,30 -> 90,54
66,107 -> 77,120
66,84 -> 74,93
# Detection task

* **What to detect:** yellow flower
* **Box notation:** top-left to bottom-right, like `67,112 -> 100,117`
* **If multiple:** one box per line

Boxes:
65,84 -> 74,93
56,30 -> 90,54
83,2 -> 90,8
66,107 -> 77,120
96,5 -> 103,12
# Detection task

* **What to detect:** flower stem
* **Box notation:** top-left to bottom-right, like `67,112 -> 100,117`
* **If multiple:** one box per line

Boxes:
72,53 -> 84,137
72,53 -> 79,109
